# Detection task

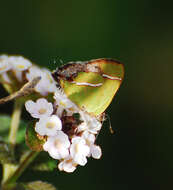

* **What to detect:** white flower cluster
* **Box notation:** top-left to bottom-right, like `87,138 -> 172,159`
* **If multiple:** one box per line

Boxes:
25,91 -> 102,173
0,54 -> 103,173
0,55 -> 57,95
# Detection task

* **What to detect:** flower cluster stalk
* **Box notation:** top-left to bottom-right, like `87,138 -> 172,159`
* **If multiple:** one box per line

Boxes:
1,99 -> 39,189
2,100 -> 23,186
9,100 -> 23,146
4,151 -> 39,186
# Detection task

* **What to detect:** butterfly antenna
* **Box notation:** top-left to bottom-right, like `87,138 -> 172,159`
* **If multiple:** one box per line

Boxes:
95,114 -> 114,141
105,114 -> 114,134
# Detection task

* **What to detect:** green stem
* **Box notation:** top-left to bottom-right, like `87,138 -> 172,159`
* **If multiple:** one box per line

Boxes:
4,151 -> 39,185
2,100 -> 23,185
9,100 -> 23,145
1,99 -> 39,189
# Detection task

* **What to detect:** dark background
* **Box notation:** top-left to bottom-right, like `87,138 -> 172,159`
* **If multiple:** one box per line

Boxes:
0,0 -> 172,190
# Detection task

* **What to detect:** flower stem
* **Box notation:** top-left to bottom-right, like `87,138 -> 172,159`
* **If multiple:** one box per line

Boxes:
4,151 -> 39,185
2,99 -> 23,185
9,100 -> 23,145
2,99 -> 39,189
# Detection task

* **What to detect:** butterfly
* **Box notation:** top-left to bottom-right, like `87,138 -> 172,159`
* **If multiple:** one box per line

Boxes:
52,58 -> 124,117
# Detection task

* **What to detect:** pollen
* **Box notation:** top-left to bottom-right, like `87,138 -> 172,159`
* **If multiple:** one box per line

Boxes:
69,107 -> 75,111
38,108 -> 47,114
60,101 -> 67,107
54,139 -> 62,149
17,64 -> 25,69
46,122 -> 55,129
75,143 -> 81,153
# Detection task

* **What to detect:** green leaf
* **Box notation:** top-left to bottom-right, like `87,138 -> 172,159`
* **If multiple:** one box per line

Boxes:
26,181 -> 57,190
30,152 -> 57,171
0,140 -> 16,164
12,183 -> 27,190
0,115 -> 26,143
25,123 -> 46,151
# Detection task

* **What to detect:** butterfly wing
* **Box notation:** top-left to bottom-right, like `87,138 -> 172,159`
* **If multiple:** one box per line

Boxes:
56,58 -> 124,116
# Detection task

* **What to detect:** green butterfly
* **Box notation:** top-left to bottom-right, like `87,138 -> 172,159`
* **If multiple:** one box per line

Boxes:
52,58 -> 124,117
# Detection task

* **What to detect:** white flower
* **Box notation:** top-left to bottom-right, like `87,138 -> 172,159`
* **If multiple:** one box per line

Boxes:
54,90 -> 73,108
0,55 -> 12,74
26,66 -> 47,95
9,56 -> 32,81
25,98 -> 53,119
43,131 -> 70,159
78,112 -> 102,134
82,131 -> 102,159
70,137 -> 90,166
10,56 -> 32,71
90,145 -> 102,159
82,131 -> 95,146
54,90 -> 77,117
35,115 -> 62,136
26,66 -> 56,96
58,156 -> 77,173
42,68 -> 57,93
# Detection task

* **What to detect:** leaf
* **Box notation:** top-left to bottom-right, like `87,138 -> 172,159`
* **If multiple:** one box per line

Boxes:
0,115 -> 11,140
25,123 -> 46,151
0,140 -> 16,164
30,152 -> 57,171
26,181 -> 57,190
7,182 -> 55,190
12,183 -> 27,190
0,115 -> 27,143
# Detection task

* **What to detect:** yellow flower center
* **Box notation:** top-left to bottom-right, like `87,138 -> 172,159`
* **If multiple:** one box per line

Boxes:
65,159 -> 77,167
75,143 -> 81,153
86,140 -> 90,146
46,122 -> 55,129
69,107 -> 75,111
54,139 -> 62,149
38,108 -> 46,114
60,101 -> 66,107
17,64 -> 25,69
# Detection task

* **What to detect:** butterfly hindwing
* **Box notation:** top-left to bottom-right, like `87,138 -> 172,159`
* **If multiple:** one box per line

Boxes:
52,58 -> 124,116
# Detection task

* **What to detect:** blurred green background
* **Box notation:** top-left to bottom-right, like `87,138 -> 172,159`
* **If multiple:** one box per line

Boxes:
0,0 -> 172,189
